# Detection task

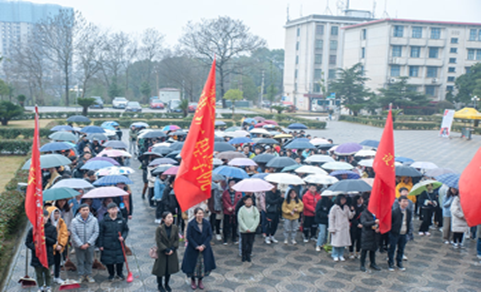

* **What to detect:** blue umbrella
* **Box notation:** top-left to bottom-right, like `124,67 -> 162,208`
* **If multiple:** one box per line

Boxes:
360,140 -> 380,148
103,140 -> 128,149
288,123 -> 308,130
131,122 -> 149,128
435,173 -> 460,189
330,170 -> 361,180
165,150 -> 181,159
101,121 -> 119,128
50,125 -> 74,132
284,138 -> 316,149
244,118 -> 257,124
251,173 -> 269,180
169,142 -> 184,151
39,142 -> 74,152
93,175 -> 133,186
228,137 -> 253,145
43,187 -> 79,201
213,166 -> 249,179
395,156 -> 415,164
281,164 -> 302,172
327,179 -> 372,193
81,160 -> 115,170
80,126 -> 105,134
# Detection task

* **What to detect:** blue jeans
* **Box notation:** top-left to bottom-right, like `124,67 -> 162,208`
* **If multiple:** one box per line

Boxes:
316,224 -> 327,247
332,246 -> 345,259
388,233 -> 407,266
261,211 -> 267,234
477,238 -> 481,256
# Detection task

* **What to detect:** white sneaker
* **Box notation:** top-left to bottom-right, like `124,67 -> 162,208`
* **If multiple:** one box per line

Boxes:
310,237 -> 317,242
53,277 -> 64,284
444,241 -> 450,244
265,237 -> 271,245
303,238 -> 309,243
316,246 -> 321,252
216,234 -> 222,241
85,275 -> 95,283
284,239 -> 288,245
333,257 -> 339,262
45,288 -> 52,292
403,255 -> 408,261
270,236 -> 278,243
349,254 -> 355,259
340,256 -> 346,262
292,239 -> 297,245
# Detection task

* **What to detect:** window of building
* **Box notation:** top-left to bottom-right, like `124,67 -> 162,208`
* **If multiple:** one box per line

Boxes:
425,85 -> 436,96
313,83 -> 321,93
328,69 -> 336,79
297,28 -> 300,37
477,49 -> 481,60
295,55 -> 299,64
448,67 -> 456,73
362,29 -> 367,40
315,54 -> 322,64
427,66 -> 438,78
428,47 -> 439,58
294,83 -> 297,91
329,55 -> 337,65
316,25 -> 324,35
391,65 -> 401,77
451,38 -> 458,44
446,85 -> 454,92
466,67 -> 471,74
409,66 -> 419,77
410,46 -> 421,58
447,76 -> 455,82
412,26 -> 422,38
296,42 -> 299,50
430,28 -> 441,39
392,45 -> 402,57
468,49 -> 475,60
393,25 -> 404,37
360,65 -> 365,75
294,69 -> 298,78
330,40 -> 338,50
315,39 -> 323,49
449,58 -> 456,63
314,69 -> 322,79
469,29 -> 477,41
361,47 -> 365,58
450,48 -> 458,53
331,26 -> 338,36
479,30 -> 481,41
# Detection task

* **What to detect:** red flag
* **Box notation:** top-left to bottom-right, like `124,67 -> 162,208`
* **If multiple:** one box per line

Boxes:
25,106 -> 48,268
368,109 -> 396,234
174,60 -> 216,212
459,148 -> 481,227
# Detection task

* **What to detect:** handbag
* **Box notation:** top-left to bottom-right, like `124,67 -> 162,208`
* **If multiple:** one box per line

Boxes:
149,246 -> 158,259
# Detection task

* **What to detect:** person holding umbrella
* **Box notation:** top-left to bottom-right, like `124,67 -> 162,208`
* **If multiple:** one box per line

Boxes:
328,194 -> 355,261
418,183 -> 438,236
238,196 -> 260,262
265,182 -> 284,244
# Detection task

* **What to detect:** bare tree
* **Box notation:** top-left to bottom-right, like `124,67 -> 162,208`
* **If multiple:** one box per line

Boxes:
180,16 -> 266,106
139,28 -> 164,100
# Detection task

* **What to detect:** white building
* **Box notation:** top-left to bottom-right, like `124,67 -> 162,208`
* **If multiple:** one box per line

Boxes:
158,88 -> 180,103
283,10 -> 374,111
342,18 -> 481,101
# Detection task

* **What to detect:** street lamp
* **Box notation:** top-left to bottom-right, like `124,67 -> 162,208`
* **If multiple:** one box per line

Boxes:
472,95 -> 479,109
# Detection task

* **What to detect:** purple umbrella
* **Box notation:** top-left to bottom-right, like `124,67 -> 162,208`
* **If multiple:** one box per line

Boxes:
232,178 -> 274,192
82,186 -> 128,198
89,157 -> 120,166
228,158 -> 257,167
329,170 -> 361,180
149,158 -> 178,167
334,143 -> 363,155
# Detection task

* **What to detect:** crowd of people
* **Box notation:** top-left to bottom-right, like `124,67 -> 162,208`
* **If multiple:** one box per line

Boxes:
25,119 -> 481,292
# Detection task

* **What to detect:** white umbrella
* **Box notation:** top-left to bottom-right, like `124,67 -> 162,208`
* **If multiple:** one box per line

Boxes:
321,190 -> 359,196
215,131 -> 226,137
358,159 -> 374,167
228,158 -> 258,167
303,174 -> 339,185
153,142 -> 171,148
310,138 -> 330,146
213,158 -> 223,166
411,161 -> 438,170
225,130 -> 250,137
51,178 -> 94,189
295,165 -> 328,175
250,128 -> 271,135
95,166 -> 135,176
305,155 -> 335,164
265,173 -> 305,185
232,178 -> 274,192
355,149 -> 376,157
322,162 -> 354,170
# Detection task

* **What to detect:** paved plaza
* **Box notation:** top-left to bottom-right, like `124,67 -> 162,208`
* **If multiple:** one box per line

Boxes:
4,121 -> 481,291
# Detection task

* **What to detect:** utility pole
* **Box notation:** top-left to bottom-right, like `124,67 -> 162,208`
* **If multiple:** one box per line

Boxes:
260,70 -> 265,107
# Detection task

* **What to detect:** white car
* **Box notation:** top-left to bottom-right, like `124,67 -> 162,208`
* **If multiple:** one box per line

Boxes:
112,97 -> 128,109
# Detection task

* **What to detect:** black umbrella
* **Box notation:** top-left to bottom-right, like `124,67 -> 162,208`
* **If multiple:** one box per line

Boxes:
66,115 -> 91,123
166,150 -> 181,159
395,165 -> 423,177
256,138 -> 279,145
327,179 -> 372,193
252,153 -> 275,164
169,130 -> 187,136
214,135 -> 224,142
169,142 -> 184,151
139,151 -> 162,158
152,164 -> 176,175
316,143 -> 337,150
214,142 -> 236,152
149,158 -> 178,166
87,133 -> 108,141
266,157 -> 298,168
141,131 -> 167,139
152,146 -> 173,156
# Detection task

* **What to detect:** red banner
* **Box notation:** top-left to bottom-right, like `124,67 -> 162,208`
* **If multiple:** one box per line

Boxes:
368,109 -> 396,234
459,148 -> 481,227
174,60 -> 216,212
25,106 -> 48,268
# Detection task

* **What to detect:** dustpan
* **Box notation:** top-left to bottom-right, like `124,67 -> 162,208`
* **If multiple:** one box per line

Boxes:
59,279 -> 81,291
18,248 -> 37,288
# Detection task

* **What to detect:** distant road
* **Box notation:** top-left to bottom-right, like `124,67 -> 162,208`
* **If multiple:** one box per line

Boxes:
26,106 -> 255,115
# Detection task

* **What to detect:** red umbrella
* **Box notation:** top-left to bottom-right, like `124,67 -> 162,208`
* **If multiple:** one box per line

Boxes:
264,120 -> 278,125
254,122 -> 267,128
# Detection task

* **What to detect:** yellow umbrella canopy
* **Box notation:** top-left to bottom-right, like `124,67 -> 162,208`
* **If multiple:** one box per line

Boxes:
453,107 -> 481,120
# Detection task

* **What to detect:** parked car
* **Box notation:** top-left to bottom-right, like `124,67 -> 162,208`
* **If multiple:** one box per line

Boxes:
112,97 -> 128,109
261,101 -> 271,108
89,96 -> 104,109
149,99 -> 165,109
167,99 -> 182,113
188,102 -> 198,113
125,101 -> 142,112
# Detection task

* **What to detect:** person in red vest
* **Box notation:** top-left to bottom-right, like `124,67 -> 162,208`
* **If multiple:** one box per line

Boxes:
302,184 -> 321,243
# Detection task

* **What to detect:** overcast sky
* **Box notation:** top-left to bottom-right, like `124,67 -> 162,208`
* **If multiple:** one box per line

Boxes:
27,0 -> 481,49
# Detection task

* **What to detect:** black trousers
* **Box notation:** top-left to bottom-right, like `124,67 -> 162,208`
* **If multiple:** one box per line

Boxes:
360,249 -> 376,266
241,233 -> 256,257
155,200 -> 164,219
349,228 -> 362,252
419,208 -> 434,232
157,275 -> 171,289
453,232 -> 464,244
303,216 -> 317,239
223,214 -> 237,242
266,212 -> 279,237
54,252 -> 61,278
106,263 -> 123,277
148,187 -> 155,206
210,213 -> 221,234
434,205 -> 443,227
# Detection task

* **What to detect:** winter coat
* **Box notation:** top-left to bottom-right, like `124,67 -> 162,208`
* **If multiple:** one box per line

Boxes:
181,219 -> 216,275
350,204 -> 365,233
360,209 -> 378,251
395,177 -> 416,203
328,204 -> 355,247
154,178 -> 166,201
443,194 -> 454,218
70,213 -> 99,248
47,206 -> 69,254
222,189 -> 243,215
255,192 -> 266,212
451,196 -> 469,233
281,199 -> 304,220
265,189 -> 284,214
152,224 -> 180,277
391,206 -> 412,236
419,190 -> 439,210
25,221 -> 57,267
59,208 -> 73,229
315,197 -> 333,225
238,206 -> 260,233
98,215 -> 129,265
302,190 -> 321,217
210,182 -> 223,213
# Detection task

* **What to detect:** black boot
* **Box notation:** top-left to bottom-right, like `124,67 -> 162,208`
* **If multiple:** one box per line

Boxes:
360,250 -> 367,272
360,265 -> 366,272
247,254 -> 251,262
369,251 -> 381,270
242,255 -> 246,262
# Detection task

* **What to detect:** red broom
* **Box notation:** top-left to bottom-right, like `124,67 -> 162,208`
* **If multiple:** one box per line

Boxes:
118,232 -> 133,283
58,279 -> 81,291
18,248 -> 36,288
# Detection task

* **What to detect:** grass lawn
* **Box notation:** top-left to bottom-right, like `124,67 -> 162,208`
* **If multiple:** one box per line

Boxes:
0,156 -> 26,192
6,119 -> 55,128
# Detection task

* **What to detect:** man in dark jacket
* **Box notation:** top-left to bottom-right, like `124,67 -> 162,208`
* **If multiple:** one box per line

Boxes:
388,196 -> 412,271
360,208 -> 381,272
25,210 -> 57,292
349,195 -> 365,258
265,183 -> 284,244
315,196 -> 333,251
98,203 -> 129,281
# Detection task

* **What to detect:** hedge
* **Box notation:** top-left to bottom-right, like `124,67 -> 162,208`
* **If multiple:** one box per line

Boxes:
13,111 -> 185,120
0,128 -> 50,139
0,140 -> 32,154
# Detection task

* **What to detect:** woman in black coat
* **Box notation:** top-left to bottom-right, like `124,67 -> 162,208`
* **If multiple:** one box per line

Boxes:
152,212 -> 179,292
181,207 -> 216,290
98,203 -> 129,281
349,195 -> 365,258
359,208 -> 380,272
315,196 -> 333,250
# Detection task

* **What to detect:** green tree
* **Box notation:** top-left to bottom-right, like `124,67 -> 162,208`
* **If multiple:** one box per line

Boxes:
140,81 -> 151,103
0,79 -> 8,99
16,94 -> 26,108
108,77 -> 123,101
329,63 -> 371,116
271,104 -> 285,114
377,77 -> 430,110
223,89 -> 243,117
178,98 -> 189,118
455,62 -> 481,104
0,101 -> 23,126
77,97 -> 96,116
